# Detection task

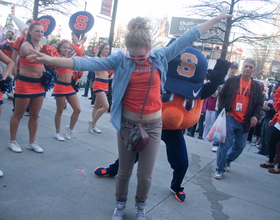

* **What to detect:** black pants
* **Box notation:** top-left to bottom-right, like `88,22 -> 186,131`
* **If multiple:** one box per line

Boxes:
268,127 -> 280,168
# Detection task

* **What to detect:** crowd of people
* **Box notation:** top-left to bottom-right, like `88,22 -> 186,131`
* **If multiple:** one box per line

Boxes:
1,7 -> 279,220
0,23 -> 113,165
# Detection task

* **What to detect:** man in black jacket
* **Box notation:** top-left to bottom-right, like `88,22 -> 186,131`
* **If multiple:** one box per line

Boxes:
215,58 -> 263,179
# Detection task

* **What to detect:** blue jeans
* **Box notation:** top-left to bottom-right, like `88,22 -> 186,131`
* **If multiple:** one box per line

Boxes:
216,115 -> 248,173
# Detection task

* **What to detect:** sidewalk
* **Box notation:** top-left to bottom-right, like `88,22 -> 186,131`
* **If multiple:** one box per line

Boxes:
0,89 -> 279,220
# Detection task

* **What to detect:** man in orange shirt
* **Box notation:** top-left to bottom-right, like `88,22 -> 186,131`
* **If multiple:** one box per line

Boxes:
214,58 -> 263,179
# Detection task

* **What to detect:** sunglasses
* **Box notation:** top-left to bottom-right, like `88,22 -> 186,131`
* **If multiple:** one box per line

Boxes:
126,49 -> 149,61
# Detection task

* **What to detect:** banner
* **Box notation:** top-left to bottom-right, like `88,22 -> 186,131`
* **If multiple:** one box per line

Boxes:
100,0 -> 112,17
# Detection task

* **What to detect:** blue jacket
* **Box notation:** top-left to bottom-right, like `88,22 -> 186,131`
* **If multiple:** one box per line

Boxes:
72,27 -> 201,131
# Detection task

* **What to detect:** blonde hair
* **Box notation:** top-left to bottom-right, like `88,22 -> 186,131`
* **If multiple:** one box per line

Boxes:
125,17 -> 152,49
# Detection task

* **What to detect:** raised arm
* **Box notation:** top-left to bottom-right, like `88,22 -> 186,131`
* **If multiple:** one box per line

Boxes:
27,49 -> 75,69
196,7 -> 232,35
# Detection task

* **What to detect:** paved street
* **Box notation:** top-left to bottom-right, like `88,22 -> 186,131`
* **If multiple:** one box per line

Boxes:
0,89 -> 279,220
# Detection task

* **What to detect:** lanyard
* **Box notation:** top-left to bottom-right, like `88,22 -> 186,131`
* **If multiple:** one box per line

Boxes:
239,77 -> 251,103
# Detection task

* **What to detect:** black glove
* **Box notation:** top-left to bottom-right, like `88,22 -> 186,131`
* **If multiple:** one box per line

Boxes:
207,59 -> 231,84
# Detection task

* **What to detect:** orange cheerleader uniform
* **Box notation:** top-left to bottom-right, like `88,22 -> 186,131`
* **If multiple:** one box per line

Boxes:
14,75 -> 45,98
93,78 -> 109,94
52,80 -> 76,97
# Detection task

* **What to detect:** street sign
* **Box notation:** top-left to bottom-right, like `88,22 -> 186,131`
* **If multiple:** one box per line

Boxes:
170,17 -> 225,45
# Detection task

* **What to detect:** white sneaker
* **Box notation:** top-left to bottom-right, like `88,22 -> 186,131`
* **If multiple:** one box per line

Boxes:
212,146 -> 218,152
251,141 -> 260,146
112,201 -> 126,220
214,172 -> 223,180
92,126 -> 101,134
88,121 -> 101,134
9,141 -> 22,153
27,141 -> 43,153
54,132 -> 65,141
0,170 -> 3,177
225,164 -> 231,172
65,125 -> 72,139
256,143 -> 262,150
135,202 -> 146,220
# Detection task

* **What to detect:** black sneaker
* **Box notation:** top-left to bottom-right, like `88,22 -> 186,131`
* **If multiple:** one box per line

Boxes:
171,189 -> 186,202
94,167 -> 117,177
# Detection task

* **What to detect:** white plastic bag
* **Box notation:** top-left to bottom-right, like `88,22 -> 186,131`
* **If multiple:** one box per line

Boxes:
206,108 -> 226,143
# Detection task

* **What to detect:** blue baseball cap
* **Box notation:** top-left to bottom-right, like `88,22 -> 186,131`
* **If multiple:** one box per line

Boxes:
164,47 -> 208,100
231,62 -> 238,68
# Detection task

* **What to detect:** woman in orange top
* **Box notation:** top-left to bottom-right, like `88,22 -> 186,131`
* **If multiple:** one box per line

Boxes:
52,40 -> 81,141
62,32 -> 85,110
88,42 -> 111,134
9,23 -> 45,153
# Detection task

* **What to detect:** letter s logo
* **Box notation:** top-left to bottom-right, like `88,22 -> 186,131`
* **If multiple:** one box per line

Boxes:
39,19 -> 50,32
74,15 -> 88,30
177,53 -> 198,78
23,28 -> 29,38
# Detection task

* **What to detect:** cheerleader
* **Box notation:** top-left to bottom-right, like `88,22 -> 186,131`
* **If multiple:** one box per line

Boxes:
88,42 -> 111,134
0,50 -> 14,177
52,40 -> 81,140
9,22 -> 45,153
62,32 -> 85,110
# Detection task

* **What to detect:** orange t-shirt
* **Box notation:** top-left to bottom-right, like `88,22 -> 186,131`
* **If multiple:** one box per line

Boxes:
230,77 -> 251,123
122,60 -> 161,114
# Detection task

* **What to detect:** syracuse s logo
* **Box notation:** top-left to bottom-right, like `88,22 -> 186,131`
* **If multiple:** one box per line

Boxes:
177,53 -> 198,78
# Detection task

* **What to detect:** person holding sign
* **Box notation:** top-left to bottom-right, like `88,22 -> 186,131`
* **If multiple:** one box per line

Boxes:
215,58 -> 263,180
27,8 -> 232,220
69,11 -> 93,57
71,32 -> 85,57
